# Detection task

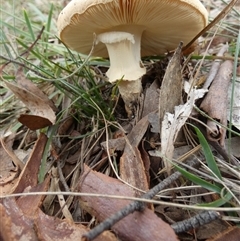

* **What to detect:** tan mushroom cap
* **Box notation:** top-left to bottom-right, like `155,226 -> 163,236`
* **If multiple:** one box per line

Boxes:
57,0 -> 208,57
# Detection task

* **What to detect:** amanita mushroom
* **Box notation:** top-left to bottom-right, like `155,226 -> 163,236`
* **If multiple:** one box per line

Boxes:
57,0 -> 208,114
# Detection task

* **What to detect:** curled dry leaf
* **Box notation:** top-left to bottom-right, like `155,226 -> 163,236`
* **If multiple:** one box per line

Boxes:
4,70 -> 57,130
78,165 -> 179,241
200,60 -> 233,146
12,133 -> 48,194
120,115 -> 150,196
0,136 -> 24,170
139,141 -> 151,185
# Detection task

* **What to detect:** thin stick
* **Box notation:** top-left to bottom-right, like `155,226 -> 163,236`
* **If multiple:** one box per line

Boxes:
171,211 -> 220,233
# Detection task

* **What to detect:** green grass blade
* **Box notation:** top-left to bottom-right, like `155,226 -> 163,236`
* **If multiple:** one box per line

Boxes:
0,20 -> 32,38
0,29 -> 16,60
194,126 -> 223,180
23,10 -> 35,41
173,164 -> 222,194
43,4 -> 54,53
27,3 -> 47,22
16,38 -> 52,67
46,4 -> 53,34
198,191 -> 233,207
38,125 -> 58,182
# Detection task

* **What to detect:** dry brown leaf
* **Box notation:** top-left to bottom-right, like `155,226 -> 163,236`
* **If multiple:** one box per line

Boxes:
148,110 -> 160,133
1,188 -> 117,241
0,141 -> 19,187
139,141 -> 151,185
120,147 -> 148,196
101,137 -> 126,152
17,175 -> 50,218
0,203 -> 16,241
58,116 -> 75,136
196,218 -> 232,240
206,226 -> 240,241
0,136 -> 24,170
155,205 -> 188,224
120,115 -> 149,196
35,209 -> 117,241
78,165 -> 179,241
0,135 -> 21,196
4,70 -> 57,130
0,198 -> 38,241
12,133 -> 48,194
18,114 -> 53,130
142,80 -> 159,118
200,60 -> 233,146
209,31 -> 231,48
159,42 -> 183,131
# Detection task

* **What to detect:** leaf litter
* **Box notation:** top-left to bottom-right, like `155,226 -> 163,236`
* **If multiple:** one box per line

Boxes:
1,0 -> 240,241
4,69 -> 57,130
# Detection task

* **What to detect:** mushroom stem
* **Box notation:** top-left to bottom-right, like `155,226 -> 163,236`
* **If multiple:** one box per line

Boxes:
97,31 -> 145,114
117,78 -> 142,115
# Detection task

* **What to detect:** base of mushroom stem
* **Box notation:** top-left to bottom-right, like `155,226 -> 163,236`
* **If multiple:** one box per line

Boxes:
117,78 -> 142,118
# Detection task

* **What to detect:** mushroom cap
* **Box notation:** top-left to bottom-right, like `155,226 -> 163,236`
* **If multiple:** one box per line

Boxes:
57,0 -> 208,57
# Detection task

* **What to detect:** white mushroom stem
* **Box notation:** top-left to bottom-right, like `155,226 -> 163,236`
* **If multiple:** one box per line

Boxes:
96,31 -> 146,112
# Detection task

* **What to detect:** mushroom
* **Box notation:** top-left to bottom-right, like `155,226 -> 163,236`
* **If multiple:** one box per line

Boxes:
57,0 -> 208,115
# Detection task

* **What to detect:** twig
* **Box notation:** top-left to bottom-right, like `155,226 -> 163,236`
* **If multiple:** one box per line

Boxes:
171,210 -> 220,233
82,157 -> 202,241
